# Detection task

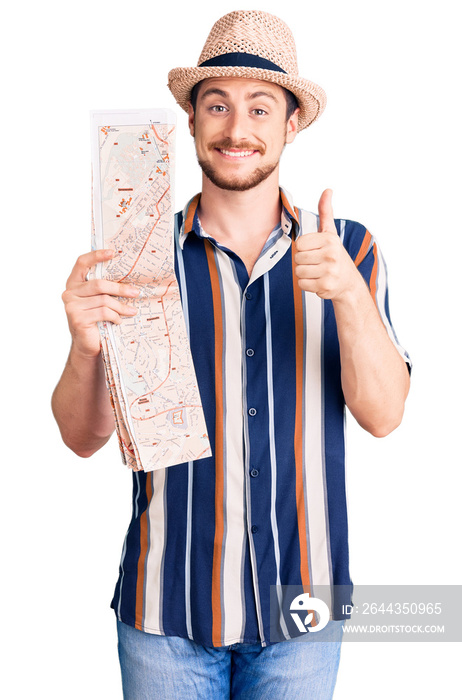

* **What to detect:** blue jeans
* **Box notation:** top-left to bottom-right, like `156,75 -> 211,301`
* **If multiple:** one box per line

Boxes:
117,620 -> 343,699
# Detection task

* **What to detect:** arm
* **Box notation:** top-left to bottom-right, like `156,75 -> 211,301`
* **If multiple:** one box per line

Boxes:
330,274 -> 410,436
294,189 -> 410,437
51,249 -> 139,457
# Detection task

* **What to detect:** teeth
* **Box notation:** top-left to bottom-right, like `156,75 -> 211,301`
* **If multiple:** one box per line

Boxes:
220,149 -> 255,157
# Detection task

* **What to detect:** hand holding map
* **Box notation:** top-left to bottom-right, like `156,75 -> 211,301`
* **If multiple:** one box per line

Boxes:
90,109 -> 211,472
63,248 -> 140,358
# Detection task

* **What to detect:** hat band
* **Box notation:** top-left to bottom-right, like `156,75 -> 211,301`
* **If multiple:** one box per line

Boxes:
199,52 -> 287,74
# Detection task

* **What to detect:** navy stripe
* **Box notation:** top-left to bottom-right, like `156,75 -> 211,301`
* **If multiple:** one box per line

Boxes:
242,537 -> 261,641
181,233 -> 217,644
199,52 -> 287,73
322,300 -> 350,588
269,250 -> 302,585
243,269 -> 276,623
341,220 -> 369,264
162,464 -> 189,638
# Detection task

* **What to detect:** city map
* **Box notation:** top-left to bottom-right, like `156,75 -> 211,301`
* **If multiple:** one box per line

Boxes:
90,109 -> 211,471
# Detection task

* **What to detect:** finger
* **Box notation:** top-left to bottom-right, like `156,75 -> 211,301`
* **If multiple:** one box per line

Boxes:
66,249 -> 115,286
297,278 -> 326,296
294,262 -> 326,280
70,304 -> 133,329
67,294 -> 138,316
65,298 -> 138,340
296,232 -> 329,252
294,245 -> 328,265
318,189 -> 336,234
69,277 -> 140,299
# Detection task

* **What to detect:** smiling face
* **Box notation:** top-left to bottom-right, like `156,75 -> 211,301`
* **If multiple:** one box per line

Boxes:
188,77 -> 299,192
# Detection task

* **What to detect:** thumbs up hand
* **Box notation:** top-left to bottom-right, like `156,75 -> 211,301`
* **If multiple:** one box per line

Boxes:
294,189 -> 362,301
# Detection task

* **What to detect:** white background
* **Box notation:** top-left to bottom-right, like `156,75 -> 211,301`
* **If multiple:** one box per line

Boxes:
2,0 -> 461,697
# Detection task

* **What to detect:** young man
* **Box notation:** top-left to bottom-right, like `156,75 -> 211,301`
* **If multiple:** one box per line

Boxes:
52,10 -> 410,699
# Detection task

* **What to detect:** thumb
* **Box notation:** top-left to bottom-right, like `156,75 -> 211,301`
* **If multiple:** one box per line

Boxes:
318,189 -> 336,233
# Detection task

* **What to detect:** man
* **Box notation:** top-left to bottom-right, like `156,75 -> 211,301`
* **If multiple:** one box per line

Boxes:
52,10 -> 410,699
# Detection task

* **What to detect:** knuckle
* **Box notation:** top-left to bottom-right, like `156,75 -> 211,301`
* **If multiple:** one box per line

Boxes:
76,252 -> 90,267
92,278 -> 106,294
65,300 -> 80,319
102,308 -> 120,324
104,294 -> 121,309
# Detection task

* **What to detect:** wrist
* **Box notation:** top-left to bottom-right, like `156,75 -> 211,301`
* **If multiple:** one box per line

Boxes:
332,270 -> 370,308
69,336 -> 102,362
68,341 -> 104,380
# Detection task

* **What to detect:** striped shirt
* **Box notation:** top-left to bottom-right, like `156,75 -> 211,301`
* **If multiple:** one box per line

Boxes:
111,188 -> 410,647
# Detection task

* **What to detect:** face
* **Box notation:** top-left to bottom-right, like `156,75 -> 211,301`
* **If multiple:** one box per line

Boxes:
188,77 -> 299,192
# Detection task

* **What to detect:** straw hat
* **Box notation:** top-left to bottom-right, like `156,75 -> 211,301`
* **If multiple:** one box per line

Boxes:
168,10 -> 326,132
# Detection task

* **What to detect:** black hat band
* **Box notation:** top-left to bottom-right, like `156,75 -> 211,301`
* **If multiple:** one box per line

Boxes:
199,52 -> 287,74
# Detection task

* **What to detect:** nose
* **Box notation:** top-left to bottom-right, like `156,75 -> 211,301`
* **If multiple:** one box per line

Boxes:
223,108 -> 249,143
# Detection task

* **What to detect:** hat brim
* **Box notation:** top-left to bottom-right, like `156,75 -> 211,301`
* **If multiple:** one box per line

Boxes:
167,65 -> 326,132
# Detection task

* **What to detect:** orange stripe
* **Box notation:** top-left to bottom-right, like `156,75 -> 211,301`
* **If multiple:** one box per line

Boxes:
294,206 -> 302,232
280,189 -> 299,225
291,244 -> 311,591
354,229 -> 372,267
204,241 -> 225,646
135,473 -> 153,629
184,193 -> 201,235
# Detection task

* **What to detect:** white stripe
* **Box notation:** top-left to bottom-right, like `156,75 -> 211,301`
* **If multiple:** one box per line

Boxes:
374,243 -> 411,365
300,210 -> 333,609
250,234 -> 291,284
142,469 -> 167,632
213,248 -> 247,643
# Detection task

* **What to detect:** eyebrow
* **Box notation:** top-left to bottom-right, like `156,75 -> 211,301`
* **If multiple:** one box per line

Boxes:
247,91 -> 278,102
200,87 -> 279,102
199,88 -> 227,102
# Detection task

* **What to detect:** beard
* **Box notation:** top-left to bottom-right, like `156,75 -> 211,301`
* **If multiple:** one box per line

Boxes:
196,138 -> 283,192
197,156 -> 279,192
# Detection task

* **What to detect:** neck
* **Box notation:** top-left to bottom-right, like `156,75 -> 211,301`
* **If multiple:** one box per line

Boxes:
197,170 -> 282,273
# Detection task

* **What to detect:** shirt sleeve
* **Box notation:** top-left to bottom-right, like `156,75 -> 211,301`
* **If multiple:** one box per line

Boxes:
340,219 -> 412,372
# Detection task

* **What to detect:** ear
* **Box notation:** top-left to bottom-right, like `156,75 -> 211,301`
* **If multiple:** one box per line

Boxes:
188,103 -> 195,137
285,108 -> 299,144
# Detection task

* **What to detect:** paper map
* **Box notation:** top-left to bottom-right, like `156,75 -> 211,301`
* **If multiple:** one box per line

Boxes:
90,109 -> 211,471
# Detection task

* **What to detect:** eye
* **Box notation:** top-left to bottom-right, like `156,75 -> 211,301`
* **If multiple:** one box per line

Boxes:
209,105 -> 227,113
251,108 -> 267,116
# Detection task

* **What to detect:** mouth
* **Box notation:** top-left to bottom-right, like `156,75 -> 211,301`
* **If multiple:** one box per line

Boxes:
216,148 -> 259,159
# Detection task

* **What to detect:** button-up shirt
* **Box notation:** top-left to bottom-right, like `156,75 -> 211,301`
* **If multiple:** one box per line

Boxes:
111,188 -> 410,647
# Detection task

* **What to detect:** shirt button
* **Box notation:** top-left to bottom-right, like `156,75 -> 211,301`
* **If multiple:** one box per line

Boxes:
248,407 -> 257,416
251,525 -> 258,534
245,292 -> 252,300
246,348 -> 255,357
250,468 -> 259,477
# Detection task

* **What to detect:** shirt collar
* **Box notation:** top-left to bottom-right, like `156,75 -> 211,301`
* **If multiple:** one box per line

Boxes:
178,187 -> 300,249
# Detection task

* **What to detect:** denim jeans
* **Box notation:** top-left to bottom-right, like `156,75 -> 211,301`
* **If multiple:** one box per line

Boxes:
117,619 -> 343,699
